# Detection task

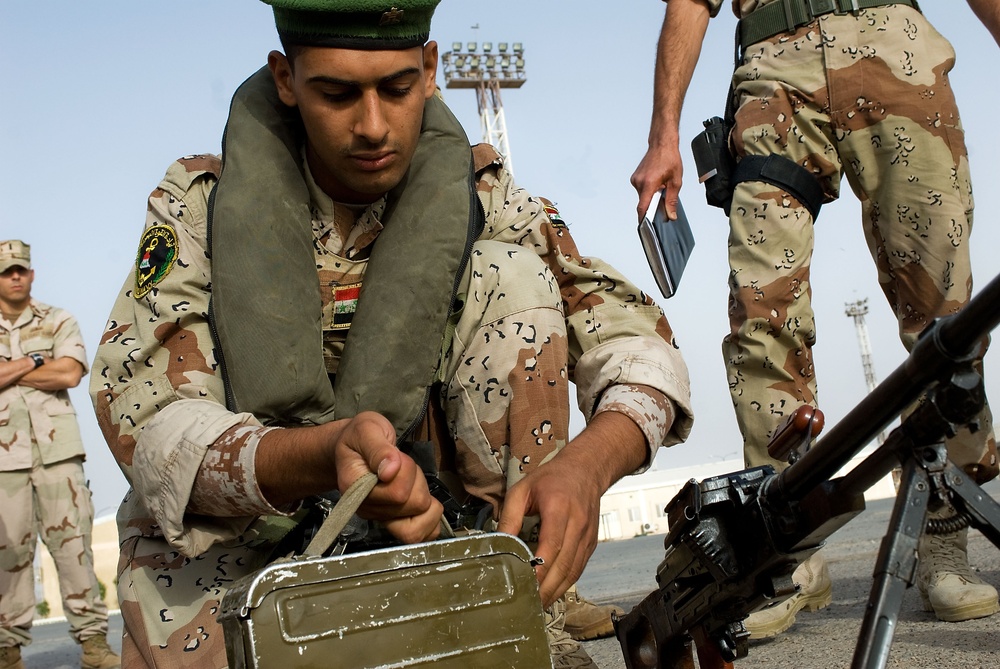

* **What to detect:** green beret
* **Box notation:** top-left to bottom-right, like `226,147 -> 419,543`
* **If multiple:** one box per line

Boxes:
260,0 -> 441,49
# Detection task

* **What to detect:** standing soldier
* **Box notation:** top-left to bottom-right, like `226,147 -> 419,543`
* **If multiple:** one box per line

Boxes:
632,0 -> 1000,639
0,240 -> 120,669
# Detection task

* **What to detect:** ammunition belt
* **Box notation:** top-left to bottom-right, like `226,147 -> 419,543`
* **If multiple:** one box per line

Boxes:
740,0 -> 920,49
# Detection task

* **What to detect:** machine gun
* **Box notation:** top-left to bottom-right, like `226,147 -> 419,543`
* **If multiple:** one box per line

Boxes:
614,270 -> 1000,669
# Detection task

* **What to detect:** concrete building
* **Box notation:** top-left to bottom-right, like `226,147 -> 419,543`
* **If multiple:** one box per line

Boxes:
597,453 -> 897,542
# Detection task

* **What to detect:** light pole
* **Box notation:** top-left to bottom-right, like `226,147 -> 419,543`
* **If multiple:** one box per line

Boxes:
440,41 -> 526,176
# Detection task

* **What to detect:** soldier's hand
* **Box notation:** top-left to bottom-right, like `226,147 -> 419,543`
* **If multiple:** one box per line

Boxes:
631,141 -> 684,222
334,411 -> 443,544
497,452 -> 602,609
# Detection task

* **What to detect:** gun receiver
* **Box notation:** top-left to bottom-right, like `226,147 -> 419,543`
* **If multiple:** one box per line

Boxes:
615,271 -> 1000,669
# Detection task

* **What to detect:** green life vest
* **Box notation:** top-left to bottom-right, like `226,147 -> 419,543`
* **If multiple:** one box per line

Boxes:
208,67 -> 483,438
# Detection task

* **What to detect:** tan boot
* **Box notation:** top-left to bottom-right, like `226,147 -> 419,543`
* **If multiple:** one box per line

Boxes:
918,514 -> 999,622
0,646 -> 25,669
545,596 -> 599,669
563,584 -> 625,641
743,551 -> 833,639
80,634 -> 121,669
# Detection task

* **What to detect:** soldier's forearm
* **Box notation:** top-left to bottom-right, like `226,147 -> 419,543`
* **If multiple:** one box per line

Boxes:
0,356 -> 37,391
648,0 -> 712,149
17,357 -> 85,391
968,0 -> 1000,47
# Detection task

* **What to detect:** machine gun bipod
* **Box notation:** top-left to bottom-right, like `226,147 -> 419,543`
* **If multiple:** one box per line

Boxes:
614,270 -> 1000,669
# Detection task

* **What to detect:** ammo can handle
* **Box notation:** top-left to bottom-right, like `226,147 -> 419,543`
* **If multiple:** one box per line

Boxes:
304,472 -> 379,557
302,471 -> 457,557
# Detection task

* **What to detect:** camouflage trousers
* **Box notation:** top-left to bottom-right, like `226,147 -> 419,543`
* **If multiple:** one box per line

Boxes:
0,450 -> 109,648
118,240 -> 570,669
724,6 -> 997,479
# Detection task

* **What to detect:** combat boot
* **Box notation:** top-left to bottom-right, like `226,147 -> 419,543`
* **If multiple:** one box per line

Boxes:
0,646 -> 25,669
563,583 -> 625,641
918,510 -> 999,622
545,596 -> 599,668
80,634 -> 121,669
743,551 -> 832,639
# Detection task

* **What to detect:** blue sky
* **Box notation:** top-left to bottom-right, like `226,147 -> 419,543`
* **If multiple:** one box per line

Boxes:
2,1 -> 998,517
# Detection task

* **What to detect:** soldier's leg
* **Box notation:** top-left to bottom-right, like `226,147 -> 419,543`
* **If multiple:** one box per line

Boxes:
436,240 -> 595,668
438,239 -> 570,532
0,468 -> 36,649
830,6 -> 998,622
33,457 -> 109,642
727,22 -> 843,639
834,7 -> 996,484
726,23 -> 842,470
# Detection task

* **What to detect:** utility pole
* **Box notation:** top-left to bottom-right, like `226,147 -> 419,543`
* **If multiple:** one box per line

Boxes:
845,298 -> 886,446
440,41 -> 526,176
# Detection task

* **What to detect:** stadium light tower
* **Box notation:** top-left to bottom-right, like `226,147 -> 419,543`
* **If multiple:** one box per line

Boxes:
441,41 -> 526,176
845,298 -> 886,446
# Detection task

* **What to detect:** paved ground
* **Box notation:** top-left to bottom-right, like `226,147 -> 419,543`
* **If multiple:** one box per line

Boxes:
579,481 -> 1000,669
22,482 -> 1000,668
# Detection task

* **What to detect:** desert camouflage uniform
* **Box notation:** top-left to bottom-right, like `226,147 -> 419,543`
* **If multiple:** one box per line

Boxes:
709,0 -> 997,476
90,146 -> 693,668
0,301 -> 110,648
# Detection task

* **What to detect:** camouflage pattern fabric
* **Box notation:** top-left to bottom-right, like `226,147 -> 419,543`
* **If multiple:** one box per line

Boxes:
91,147 -> 692,668
0,305 -> 108,647
0,301 -> 89,470
0,455 -> 109,647
722,5 -> 997,480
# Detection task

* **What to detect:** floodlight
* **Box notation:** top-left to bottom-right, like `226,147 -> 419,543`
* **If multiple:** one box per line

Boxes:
498,42 -> 508,53
455,55 -> 466,67
483,42 -> 493,52
513,42 -> 523,54
470,56 -> 480,68
515,58 -> 525,69
452,42 -> 462,52
467,42 -> 477,51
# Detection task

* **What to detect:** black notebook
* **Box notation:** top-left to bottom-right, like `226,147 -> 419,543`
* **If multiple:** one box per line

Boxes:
637,190 -> 695,298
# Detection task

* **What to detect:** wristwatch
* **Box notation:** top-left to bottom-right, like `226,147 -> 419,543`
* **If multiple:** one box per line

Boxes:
29,353 -> 45,368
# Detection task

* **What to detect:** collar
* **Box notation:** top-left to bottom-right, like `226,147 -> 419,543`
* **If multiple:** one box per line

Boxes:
303,150 -> 386,259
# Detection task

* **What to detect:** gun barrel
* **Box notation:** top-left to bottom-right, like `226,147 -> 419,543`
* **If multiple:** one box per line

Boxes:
775,272 -> 1000,503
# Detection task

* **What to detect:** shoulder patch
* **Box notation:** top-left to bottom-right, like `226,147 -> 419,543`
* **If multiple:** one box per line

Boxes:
471,143 -> 504,174
134,225 -> 178,299
539,197 -> 567,228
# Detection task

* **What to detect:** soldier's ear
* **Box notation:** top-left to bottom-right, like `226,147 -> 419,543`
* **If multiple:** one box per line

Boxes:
268,50 -> 298,108
421,41 -> 438,99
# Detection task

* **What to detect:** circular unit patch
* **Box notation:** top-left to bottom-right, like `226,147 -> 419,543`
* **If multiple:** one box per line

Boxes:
134,225 -> 178,299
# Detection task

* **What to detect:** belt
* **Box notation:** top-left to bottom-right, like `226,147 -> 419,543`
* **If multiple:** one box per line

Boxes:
739,0 -> 920,49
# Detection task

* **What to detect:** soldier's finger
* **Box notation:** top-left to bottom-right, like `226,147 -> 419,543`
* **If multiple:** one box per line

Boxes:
496,479 -> 531,538
382,497 -> 444,544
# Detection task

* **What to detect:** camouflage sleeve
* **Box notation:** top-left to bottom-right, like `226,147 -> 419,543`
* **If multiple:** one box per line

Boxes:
48,308 -> 89,373
663,0 -> 724,19
90,156 -> 293,555
475,156 -> 693,462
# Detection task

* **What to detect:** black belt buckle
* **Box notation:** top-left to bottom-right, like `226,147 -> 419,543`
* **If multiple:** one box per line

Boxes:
808,0 -> 838,17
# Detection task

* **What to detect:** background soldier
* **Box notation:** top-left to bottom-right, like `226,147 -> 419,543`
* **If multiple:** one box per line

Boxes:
0,240 -> 120,669
632,0 -> 1000,639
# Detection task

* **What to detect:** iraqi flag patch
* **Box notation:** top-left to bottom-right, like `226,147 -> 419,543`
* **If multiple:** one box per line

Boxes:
331,283 -> 362,330
134,225 -> 178,299
540,198 -> 566,228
